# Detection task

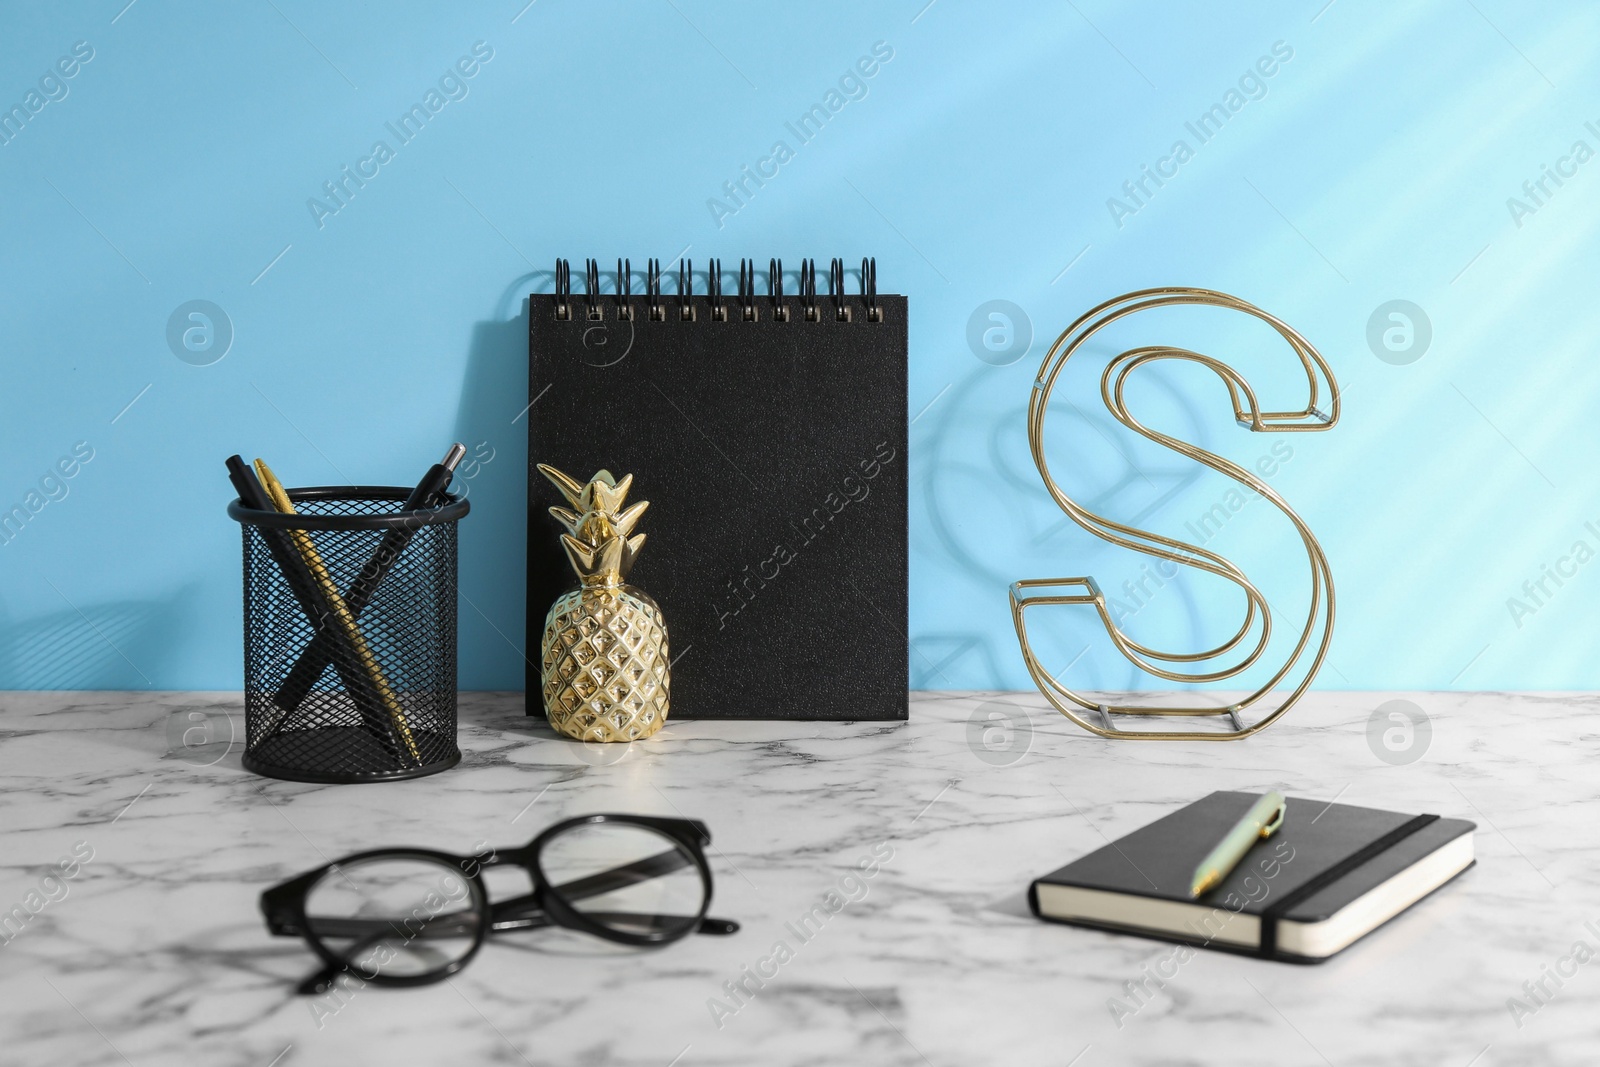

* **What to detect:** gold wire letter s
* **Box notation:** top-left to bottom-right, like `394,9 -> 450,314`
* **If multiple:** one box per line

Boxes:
1010,288 -> 1339,740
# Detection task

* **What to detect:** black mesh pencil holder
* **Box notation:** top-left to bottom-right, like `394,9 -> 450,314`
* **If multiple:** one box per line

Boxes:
227,487 -> 468,783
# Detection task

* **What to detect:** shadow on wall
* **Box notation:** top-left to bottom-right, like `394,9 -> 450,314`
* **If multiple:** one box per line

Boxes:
0,585 -> 196,689
911,633 -> 1010,689
450,270 -> 551,691
918,358 -> 1212,691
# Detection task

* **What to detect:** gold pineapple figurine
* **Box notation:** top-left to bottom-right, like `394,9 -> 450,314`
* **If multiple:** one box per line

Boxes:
537,464 -> 669,742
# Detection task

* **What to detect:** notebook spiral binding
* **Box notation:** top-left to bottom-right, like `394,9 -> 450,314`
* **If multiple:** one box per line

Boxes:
551,258 -> 882,324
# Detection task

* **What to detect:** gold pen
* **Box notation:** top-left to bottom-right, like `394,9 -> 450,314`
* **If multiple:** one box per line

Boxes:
253,459 -> 423,764
1189,791 -> 1286,898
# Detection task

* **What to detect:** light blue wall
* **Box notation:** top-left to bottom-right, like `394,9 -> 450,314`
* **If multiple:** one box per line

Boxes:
2,1 -> 1595,691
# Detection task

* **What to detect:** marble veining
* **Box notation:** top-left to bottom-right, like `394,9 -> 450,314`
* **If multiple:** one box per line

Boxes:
0,690 -> 1596,1066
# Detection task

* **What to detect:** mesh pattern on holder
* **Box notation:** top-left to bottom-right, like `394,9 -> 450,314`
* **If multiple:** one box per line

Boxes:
237,488 -> 463,782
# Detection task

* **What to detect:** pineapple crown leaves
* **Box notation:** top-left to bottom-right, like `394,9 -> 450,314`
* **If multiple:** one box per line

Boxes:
540,464 -> 633,512
538,464 -> 649,583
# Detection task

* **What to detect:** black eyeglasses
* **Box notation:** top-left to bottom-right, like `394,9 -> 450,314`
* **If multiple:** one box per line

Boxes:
260,813 -> 738,994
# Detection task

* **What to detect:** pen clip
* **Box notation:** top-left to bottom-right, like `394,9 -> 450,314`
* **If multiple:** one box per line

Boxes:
1260,801 -> 1286,837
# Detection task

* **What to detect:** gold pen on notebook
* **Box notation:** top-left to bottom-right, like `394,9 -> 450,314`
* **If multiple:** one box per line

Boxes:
253,459 -> 423,764
1189,791 -> 1286,898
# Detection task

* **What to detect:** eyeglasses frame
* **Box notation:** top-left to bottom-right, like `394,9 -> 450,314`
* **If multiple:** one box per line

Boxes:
260,813 -> 725,993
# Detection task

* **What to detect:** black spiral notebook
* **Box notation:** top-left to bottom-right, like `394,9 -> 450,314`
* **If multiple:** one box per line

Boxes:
526,258 -> 907,720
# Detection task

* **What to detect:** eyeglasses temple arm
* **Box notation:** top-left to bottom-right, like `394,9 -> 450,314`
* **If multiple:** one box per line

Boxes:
294,928 -> 391,997
298,915 -> 480,939
488,909 -> 739,937
547,848 -> 697,903
489,893 -> 553,931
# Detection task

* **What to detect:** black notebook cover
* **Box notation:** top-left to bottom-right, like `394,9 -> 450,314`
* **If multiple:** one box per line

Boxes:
1029,791 -> 1476,961
527,272 -> 908,720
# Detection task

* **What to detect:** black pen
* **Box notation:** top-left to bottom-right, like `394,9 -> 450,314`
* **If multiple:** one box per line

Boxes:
401,443 -> 468,511
225,455 -> 400,750
273,444 -> 467,712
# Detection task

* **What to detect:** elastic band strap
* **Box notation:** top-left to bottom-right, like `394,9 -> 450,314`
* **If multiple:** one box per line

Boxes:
1258,813 -> 1439,957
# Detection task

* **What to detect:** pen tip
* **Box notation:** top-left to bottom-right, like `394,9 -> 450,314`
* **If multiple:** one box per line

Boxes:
441,443 -> 467,471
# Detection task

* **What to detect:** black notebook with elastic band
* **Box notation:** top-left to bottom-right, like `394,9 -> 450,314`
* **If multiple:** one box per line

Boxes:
1029,791 -> 1476,962
527,257 -> 908,720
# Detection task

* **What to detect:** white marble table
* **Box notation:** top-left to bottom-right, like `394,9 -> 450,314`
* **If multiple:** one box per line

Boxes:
0,691 -> 1594,1066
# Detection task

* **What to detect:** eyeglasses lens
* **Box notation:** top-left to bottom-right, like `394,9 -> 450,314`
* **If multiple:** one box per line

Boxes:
304,857 -> 483,979
541,824 -> 705,939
